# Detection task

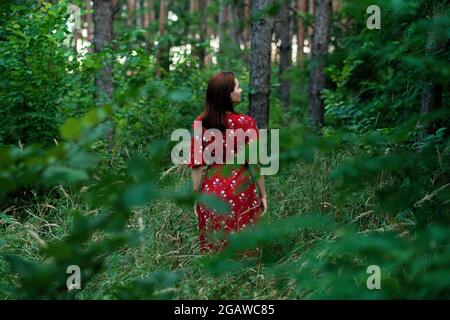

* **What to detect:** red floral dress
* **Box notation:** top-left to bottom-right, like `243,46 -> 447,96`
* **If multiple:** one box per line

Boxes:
188,112 -> 262,253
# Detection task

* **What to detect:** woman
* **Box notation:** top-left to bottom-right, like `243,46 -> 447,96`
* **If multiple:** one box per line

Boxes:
189,71 -> 267,254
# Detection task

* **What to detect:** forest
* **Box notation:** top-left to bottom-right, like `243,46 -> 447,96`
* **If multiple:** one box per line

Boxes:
0,0 -> 449,300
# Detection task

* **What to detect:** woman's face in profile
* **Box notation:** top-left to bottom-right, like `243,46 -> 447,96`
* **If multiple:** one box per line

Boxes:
230,78 -> 242,103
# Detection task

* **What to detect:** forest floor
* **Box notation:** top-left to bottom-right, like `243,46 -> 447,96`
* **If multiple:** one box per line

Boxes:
0,146 -> 392,299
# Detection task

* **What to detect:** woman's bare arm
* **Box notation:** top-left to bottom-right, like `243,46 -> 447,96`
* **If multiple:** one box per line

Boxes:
191,166 -> 205,192
250,165 -> 267,212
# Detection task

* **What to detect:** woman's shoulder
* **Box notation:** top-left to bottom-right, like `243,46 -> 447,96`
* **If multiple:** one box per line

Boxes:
226,112 -> 257,128
191,114 -> 203,124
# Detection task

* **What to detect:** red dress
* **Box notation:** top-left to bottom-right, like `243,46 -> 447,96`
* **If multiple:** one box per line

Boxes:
188,112 -> 262,253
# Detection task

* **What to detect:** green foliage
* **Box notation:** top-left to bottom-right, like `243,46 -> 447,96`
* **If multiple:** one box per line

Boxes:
324,0 -> 450,133
0,0 -> 77,145
0,0 -> 449,301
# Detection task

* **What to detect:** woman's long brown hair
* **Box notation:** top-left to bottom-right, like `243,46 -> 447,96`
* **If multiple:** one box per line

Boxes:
200,71 -> 237,131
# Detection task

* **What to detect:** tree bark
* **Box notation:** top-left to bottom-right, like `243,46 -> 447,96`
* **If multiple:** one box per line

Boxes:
128,0 -> 136,28
86,0 -> 93,52
307,0 -> 314,55
308,0 -> 331,127
243,0 -> 251,48
144,0 -> 155,27
94,0 -> 114,146
248,0 -> 273,129
277,2 -> 292,110
420,19 -> 443,139
156,0 -> 166,78
198,0 -> 207,69
94,0 -> 114,99
218,0 -> 229,55
204,0 -> 213,66
144,0 -> 155,52
332,0 -> 339,12
228,4 -> 241,48
296,0 -> 307,65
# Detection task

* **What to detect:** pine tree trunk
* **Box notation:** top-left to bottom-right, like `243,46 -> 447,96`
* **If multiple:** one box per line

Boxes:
204,0 -> 213,66
420,19 -> 443,139
156,0 -> 166,78
296,0 -> 307,65
229,4 -> 241,48
307,0 -> 314,56
198,0 -> 207,69
218,0 -> 229,55
94,0 -> 114,145
332,0 -> 339,12
308,0 -> 331,127
278,2 -> 292,110
144,0 -> 155,52
94,0 -> 113,98
243,0 -> 251,48
248,0 -> 273,129
128,0 -> 136,28
86,0 -> 93,52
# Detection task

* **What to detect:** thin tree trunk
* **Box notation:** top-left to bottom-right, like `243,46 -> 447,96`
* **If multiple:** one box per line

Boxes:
420,18 -> 443,139
199,0 -> 207,69
332,0 -> 339,12
242,0 -> 251,64
248,0 -> 273,129
86,0 -> 93,52
144,0 -> 155,27
136,0 -> 142,29
308,0 -> 331,127
94,0 -> 114,98
128,0 -> 136,28
296,0 -> 307,65
307,0 -> 314,55
156,0 -> 166,78
94,0 -> 114,145
204,0 -> 213,66
278,2 -> 292,110
144,0 -> 155,51
243,0 -> 251,47
229,4 -> 241,48
218,0 -> 229,55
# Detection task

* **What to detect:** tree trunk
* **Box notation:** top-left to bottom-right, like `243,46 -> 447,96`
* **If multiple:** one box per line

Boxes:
204,0 -> 213,66
144,0 -> 155,27
277,2 -> 292,110
332,0 -> 339,12
308,0 -> 331,127
136,0 -> 142,29
86,0 -> 93,52
94,0 -> 114,98
198,0 -> 207,69
420,19 -> 443,139
144,0 -> 155,52
156,0 -> 166,78
248,0 -> 273,129
94,0 -> 114,145
218,0 -> 229,55
243,0 -> 251,48
296,0 -> 307,65
128,0 -> 136,28
228,4 -> 241,48
307,0 -> 314,55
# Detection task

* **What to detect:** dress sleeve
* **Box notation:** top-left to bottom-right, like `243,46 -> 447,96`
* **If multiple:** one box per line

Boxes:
188,120 -> 204,168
